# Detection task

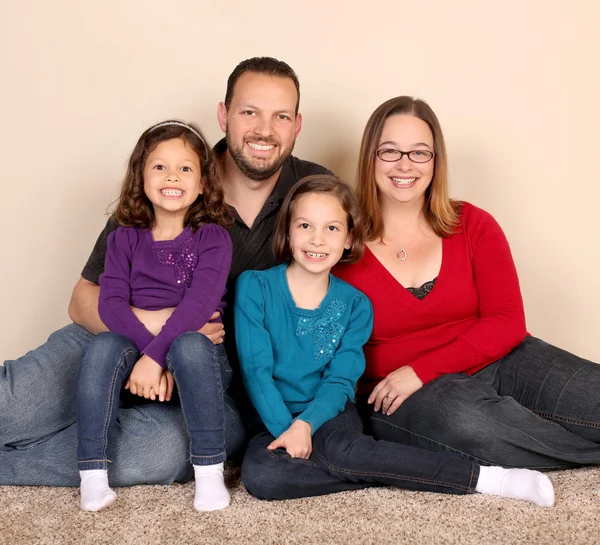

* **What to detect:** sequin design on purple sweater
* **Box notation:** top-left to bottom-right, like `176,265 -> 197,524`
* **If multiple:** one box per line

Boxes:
296,299 -> 347,362
157,236 -> 197,288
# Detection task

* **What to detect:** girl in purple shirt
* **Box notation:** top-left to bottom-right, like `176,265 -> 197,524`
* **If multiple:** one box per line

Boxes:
76,120 -> 233,512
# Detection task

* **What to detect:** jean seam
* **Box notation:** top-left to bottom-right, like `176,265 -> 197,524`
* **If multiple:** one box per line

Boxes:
532,361 -> 556,408
168,358 -> 192,465
311,451 -> 472,493
78,458 -> 111,462
168,342 -> 226,463
372,416 -> 490,464
77,458 -> 112,468
213,346 -> 226,455
102,347 -> 135,463
191,453 -> 225,461
78,345 -> 136,465
372,415 -> 571,471
532,411 -> 600,428
467,464 -> 476,493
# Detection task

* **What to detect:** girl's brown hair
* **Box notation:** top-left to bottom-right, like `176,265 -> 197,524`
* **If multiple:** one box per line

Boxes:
273,174 -> 365,265
113,120 -> 232,230
356,96 -> 460,240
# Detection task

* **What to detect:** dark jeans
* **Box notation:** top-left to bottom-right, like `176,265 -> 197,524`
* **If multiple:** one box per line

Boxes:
369,337 -> 600,470
242,403 -> 479,500
77,331 -> 232,470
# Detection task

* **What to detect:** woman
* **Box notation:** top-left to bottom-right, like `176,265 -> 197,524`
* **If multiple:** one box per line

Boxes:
334,96 -> 600,469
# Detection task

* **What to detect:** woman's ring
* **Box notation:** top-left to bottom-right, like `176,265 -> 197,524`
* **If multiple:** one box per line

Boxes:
384,395 -> 393,402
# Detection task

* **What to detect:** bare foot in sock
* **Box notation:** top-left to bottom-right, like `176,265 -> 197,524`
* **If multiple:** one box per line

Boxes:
80,470 -> 117,512
193,463 -> 230,512
475,466 -> 555,507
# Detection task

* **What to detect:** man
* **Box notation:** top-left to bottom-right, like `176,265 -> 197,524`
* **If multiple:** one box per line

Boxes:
0,57 -> 330,487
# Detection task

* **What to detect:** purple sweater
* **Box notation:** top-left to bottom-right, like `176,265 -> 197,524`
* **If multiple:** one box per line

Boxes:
98,223 -> 232,368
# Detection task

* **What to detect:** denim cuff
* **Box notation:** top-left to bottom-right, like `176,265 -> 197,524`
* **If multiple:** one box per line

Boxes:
190,452 -> 226,466
77,459 -> 111,471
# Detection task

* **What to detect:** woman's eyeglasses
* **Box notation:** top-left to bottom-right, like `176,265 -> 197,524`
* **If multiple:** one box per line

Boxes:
376,149 -> 435,163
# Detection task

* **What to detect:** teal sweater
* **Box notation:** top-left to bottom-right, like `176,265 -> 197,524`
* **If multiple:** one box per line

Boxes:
234,264 -> 373,438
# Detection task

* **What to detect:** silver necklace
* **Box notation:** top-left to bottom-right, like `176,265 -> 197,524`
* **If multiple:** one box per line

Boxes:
385,220 -> 421,261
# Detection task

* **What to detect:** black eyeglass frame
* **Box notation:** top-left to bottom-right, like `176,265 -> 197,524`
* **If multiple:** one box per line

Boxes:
375,149 -> 435,163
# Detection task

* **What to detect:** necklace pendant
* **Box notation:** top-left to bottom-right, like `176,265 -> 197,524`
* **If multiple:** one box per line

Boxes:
397,248 -> 408,261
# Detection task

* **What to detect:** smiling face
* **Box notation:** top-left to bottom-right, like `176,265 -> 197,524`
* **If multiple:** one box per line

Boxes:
287,192 -> 351,277
143,137 -> 203,222
218,71 -> 302,181
374,114 -> 435,209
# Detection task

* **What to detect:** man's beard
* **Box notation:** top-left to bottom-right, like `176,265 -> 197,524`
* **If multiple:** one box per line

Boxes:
226,131 -> 295,182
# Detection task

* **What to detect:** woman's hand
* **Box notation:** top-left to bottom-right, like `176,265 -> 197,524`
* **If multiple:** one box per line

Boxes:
368,365 -> 423,416
267,420 -> 313,459
125,355 -> 163,400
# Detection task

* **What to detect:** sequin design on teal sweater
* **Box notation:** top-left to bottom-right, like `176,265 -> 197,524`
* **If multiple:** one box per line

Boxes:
296,299 -> 347,362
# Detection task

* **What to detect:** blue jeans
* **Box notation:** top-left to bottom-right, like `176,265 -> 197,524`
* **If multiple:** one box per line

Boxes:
369,337 -> 600,469
242,403 -> 479,500
0,324 -> 245,485
77,331 -> 231,470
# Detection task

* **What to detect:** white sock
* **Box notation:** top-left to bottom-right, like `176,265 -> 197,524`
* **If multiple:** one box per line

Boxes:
79,469 -> 117,512
475,466 -> 555,507
193,462 -> 230,512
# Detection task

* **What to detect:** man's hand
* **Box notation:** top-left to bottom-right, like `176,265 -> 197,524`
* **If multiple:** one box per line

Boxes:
368,365 -> 423,416
267,420 -> 313,459
198,312 -> 224,345
157,369 -> 175,402
125,355 -> 163,400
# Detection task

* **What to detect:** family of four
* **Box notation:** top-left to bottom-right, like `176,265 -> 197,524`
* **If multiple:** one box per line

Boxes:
2,57 -> 600,513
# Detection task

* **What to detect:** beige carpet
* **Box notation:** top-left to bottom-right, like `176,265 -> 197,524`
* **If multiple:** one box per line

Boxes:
1,466 -> 598,545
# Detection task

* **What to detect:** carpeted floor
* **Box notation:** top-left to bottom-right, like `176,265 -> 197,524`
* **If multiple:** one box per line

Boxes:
1,465 -> 598,544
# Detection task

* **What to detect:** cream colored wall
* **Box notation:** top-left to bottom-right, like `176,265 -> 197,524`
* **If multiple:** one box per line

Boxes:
2,0 -> 598,362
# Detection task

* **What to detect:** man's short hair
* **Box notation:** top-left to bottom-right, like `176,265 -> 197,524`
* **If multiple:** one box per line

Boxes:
224,57 -> 301,115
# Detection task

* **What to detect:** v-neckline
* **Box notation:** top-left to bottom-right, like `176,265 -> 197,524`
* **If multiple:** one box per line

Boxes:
362,238 -> 452,308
